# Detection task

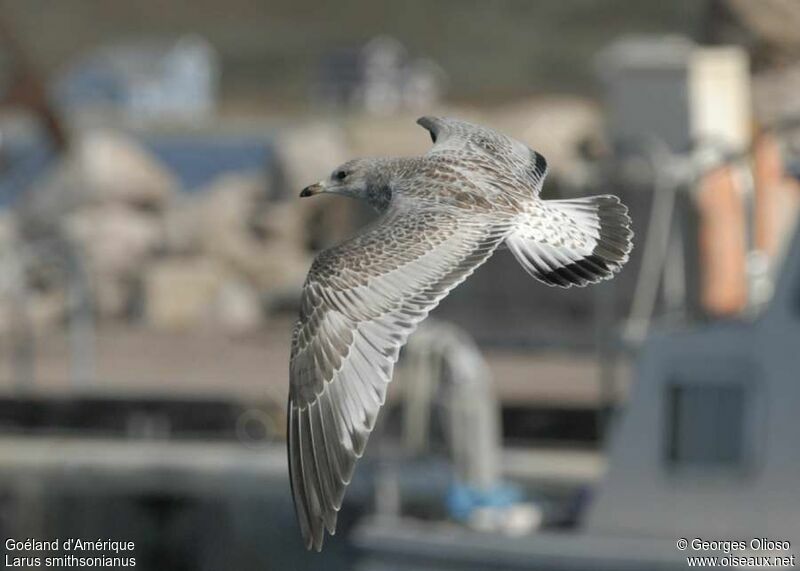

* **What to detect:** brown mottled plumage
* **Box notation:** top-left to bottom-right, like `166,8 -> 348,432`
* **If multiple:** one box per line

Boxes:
289,116 -> 633,550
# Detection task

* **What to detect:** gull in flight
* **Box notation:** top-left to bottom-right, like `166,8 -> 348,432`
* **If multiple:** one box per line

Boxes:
288,116 -> 633,550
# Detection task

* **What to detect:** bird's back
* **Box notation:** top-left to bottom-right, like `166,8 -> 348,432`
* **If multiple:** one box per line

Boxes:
417,116 -> 548,196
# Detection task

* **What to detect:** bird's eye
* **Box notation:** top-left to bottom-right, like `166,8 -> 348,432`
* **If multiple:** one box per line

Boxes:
334,170 -> 348,181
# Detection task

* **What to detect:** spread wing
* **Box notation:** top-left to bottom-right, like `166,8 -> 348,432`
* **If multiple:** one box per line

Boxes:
288,204 -> 508,550
417,116 -> 548,191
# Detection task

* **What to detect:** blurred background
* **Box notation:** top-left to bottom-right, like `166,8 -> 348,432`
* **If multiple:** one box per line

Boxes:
0,0 -> 799,569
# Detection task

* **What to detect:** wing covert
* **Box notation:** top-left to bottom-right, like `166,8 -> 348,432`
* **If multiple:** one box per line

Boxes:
417,116 -> 548,191
288,205 -> 508,550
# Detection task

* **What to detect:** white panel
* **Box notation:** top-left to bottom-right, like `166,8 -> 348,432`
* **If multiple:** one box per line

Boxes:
689,47 -> 752,152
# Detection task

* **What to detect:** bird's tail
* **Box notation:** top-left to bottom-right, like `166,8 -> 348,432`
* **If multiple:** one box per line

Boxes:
505,195 -> 633,288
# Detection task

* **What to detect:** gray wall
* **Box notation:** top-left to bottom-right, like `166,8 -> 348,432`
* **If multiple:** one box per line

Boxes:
3,0 -> 709,102
587,223 -> 800,542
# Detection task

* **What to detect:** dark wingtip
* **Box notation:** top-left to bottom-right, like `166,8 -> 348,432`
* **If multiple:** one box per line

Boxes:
530,150 -> 548,183
416,115 -> 436,128
533,151 -> 547,175
537,254 -> 613,288
416,116 -> 441,143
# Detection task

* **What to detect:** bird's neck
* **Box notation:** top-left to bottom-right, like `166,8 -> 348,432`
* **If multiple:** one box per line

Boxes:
363,157 -> 417,213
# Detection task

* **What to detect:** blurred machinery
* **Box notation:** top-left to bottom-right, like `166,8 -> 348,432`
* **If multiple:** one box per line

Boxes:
352,166 -> 800,571
601,37 -> 750,339
588,206 -> 800,542
54,35 -> 219,122
599,36 -> 751,154
350,36 -> 800,570
378,321 -> 538,535
313,36 -> 445,115
600,36 -> 799,340
0,238 -> 96,389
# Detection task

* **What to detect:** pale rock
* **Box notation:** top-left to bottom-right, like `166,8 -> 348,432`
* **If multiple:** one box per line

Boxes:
210,279 -> 262,335
75,129 -> 178,208
0,302 -> 10,338
63,205 -> 163,277
274,122 -> 349,198
0,291 -> 66,338
19,130 -> 177,239
162,194 -> 204,255
195,174 -> 263,258
144,257 -> 226,330
169,173 -> 312,296
254,200 -> 307,246
247,242 -> 311,296
28,291 -> 67,336
0,212 -> 17,247
62,204 -> 163,317
93,279 -> 131,320
163,173 -> 264,257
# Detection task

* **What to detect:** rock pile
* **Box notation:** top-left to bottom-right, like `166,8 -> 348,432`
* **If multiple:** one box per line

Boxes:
0,104 -> 600,337
8,128 -> 318,336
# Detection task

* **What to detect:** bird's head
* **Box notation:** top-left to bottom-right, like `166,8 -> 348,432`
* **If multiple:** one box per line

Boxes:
300,159 -> 374,201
